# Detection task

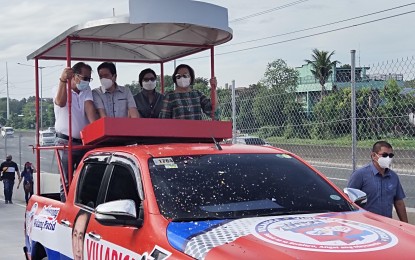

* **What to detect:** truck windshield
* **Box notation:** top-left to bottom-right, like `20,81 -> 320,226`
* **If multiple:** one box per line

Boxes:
149,154 -> 353,220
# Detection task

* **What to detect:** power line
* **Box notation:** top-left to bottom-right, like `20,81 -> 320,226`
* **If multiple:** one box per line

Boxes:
183,9 -> 415,61
230,0 -> 310,23
224,3 -> 415,47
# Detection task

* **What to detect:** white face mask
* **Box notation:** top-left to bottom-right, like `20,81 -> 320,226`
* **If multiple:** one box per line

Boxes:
176,77 -> 191,88
142,81 -> 156,90
377,155 -> 393,169
100,78 -> 113,92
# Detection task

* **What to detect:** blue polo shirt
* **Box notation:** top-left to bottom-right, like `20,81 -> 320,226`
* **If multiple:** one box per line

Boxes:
347,162 -> 405,218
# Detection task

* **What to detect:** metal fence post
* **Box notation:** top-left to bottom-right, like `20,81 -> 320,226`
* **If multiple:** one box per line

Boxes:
351,50 -> 357,171
4,135 -> 7,157
19,134 -> 22,167
231,80 -> 236,144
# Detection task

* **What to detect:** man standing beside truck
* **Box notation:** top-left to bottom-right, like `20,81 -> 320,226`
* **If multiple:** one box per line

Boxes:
54,62 -> 98,202
1,155 -> 21,204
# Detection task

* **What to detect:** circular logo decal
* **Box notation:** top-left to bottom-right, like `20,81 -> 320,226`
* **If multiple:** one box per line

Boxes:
253,216 -> 397,252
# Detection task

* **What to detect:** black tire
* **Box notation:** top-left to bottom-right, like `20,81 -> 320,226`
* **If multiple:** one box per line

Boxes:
34,244 -> 47,260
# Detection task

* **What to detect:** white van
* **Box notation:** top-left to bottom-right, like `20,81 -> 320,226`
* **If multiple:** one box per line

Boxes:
1,126 -> 14,138
39,130 -> 56,146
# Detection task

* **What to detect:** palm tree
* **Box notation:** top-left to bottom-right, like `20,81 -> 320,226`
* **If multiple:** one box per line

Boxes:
305,49 -> 339,100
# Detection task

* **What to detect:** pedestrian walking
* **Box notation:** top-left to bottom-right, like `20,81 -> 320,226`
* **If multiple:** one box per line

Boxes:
17,162 -> 35,205
0,155 -> 21,204
347,140 -> 408,222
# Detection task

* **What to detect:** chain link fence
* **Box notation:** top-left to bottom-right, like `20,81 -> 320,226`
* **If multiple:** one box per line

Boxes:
218,56 -> 415,175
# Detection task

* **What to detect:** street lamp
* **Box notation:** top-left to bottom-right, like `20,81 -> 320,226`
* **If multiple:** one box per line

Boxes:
17,63 -> 62,129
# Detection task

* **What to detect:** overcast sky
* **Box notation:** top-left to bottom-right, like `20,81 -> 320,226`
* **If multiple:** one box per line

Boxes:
1,0 -> 414,100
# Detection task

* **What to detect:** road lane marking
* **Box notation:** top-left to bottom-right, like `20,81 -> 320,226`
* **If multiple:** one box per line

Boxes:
313,164 -> 415,177
327,177 -> 348,181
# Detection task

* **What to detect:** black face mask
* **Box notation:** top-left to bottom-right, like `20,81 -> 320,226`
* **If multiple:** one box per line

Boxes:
6,159 -> 11,162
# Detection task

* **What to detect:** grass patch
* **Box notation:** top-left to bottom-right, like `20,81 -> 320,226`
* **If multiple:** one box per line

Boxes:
266,136 -> 415,149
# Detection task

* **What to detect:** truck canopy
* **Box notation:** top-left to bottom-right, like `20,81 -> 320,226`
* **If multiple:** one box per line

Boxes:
27,0 -> 233,63
26,0 -> 234,194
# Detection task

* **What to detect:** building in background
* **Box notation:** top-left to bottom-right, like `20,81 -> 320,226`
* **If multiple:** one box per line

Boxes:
295,63 -> 404,114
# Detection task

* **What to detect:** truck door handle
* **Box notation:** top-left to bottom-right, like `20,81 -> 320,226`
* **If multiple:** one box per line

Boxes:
88,232 -> 101,241
61,220 -> 71,227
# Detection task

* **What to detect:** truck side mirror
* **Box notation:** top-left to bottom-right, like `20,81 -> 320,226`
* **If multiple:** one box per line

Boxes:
343,187 -> 367,208
95,199 -> 143,227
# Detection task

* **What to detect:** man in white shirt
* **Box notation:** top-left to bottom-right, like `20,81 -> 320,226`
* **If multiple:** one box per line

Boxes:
54,62 -> 98,201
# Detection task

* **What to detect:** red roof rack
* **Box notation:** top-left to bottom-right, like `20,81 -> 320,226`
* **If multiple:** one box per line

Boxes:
81,118 -> 232,146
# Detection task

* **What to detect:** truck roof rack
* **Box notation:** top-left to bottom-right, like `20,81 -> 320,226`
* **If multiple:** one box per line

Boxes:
81,118 -> 232,146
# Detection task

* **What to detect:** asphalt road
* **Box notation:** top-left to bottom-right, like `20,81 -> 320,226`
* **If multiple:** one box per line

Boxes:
2,132 -> 415,208
315,164 -> 415,208
1,131 -> 415,258
0,200 -> 26,259
1,132 -> 58,173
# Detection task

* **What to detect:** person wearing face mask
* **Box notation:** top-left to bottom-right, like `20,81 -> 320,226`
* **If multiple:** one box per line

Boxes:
133,68 -> 164,118
159,64 -> 218,120
92,62 -> 139,118
55,62 -> 98,202
347,141 -> 408,222
0,155 -> 21,204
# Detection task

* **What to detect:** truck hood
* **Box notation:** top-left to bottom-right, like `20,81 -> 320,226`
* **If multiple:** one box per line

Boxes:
167,211 -> 415,259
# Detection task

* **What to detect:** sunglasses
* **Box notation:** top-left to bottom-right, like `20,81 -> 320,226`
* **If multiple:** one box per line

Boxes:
175,74 -> 190,79
143,77 -> 156,82
377,152 -> 394,158
76,74 -> 93,82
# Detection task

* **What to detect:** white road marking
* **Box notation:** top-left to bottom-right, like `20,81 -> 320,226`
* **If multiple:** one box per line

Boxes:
327,177 -> 348,181
313,164 -> 415,177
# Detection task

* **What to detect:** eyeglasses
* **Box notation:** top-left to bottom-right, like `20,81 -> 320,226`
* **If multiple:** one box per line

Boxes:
175,74 -> 190,79
377,153 -> 394,158
143,77 -> 156,82
76,74 -> 93,82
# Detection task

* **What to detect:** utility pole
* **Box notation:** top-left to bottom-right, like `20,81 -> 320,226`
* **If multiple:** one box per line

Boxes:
6,62 -> 10,120
17,63 -> 61,129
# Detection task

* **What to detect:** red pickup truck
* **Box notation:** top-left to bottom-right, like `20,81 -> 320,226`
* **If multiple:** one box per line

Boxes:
23,1 -> 415,258
24,118 -> 415,260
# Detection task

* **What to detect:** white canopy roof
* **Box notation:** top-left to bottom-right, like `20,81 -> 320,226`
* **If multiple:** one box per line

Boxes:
27,0 -> 233,63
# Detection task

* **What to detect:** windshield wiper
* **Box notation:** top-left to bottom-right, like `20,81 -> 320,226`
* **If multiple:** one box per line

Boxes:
172,209 -> 333,221
254,209 -> 331,217
172,216 -> 226,222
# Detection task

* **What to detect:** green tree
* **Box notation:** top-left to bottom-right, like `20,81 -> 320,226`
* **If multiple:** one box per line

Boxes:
262,59 -> 298,92
126,81 -> 140,95
253,59 -> 299,136
236,83 -> 265,133
376,80 -> 415,137
217,88 -> 232,120
194,77 -> 208,86
193,77 -> 210,96
311,88 -> 351,139
305,49 -> 339,100
283,101 -> 310,139
161,75 -> 174,93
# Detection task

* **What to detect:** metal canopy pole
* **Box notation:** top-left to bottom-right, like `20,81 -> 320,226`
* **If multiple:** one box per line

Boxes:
35,59 -> 41,195
160,63 -> 164,94
66,37 -> 73,187
210,47 -> 216,120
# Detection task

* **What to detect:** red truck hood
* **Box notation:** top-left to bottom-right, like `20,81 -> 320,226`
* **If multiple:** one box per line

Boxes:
167,211 -> 415,259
